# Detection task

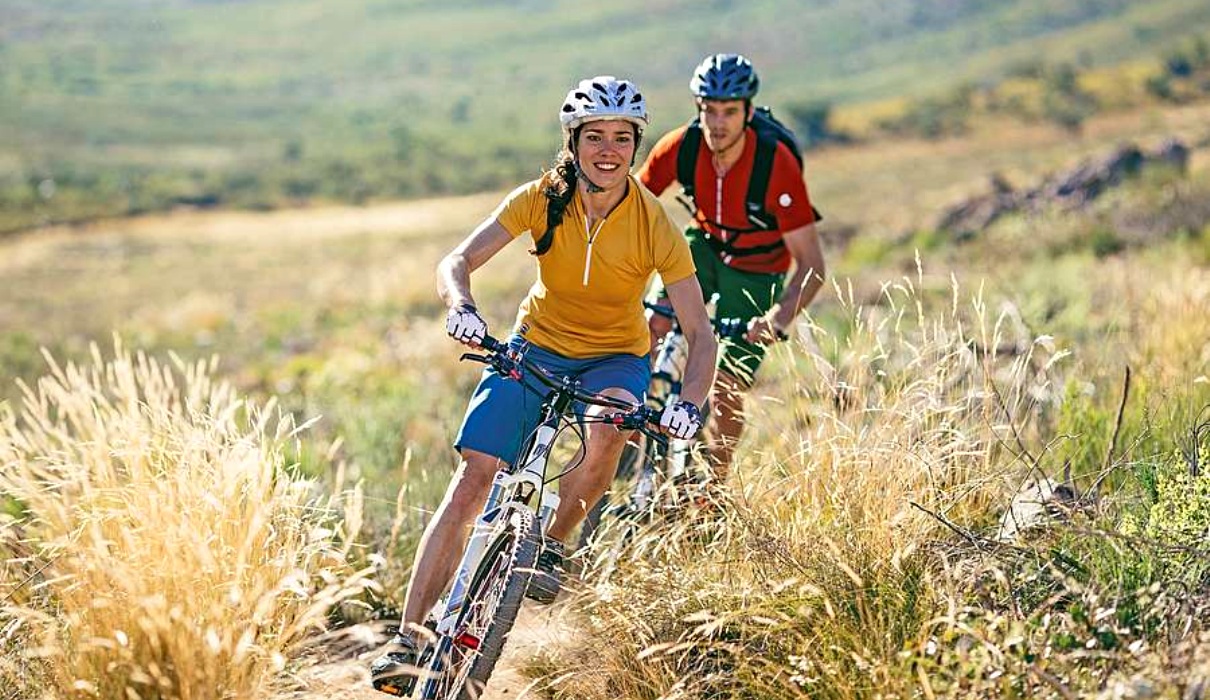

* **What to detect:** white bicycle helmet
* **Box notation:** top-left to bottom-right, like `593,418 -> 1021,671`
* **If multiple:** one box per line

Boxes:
559,76 -> 649,132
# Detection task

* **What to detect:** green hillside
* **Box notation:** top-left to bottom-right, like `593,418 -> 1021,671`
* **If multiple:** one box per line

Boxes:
3,0 -> 1210,231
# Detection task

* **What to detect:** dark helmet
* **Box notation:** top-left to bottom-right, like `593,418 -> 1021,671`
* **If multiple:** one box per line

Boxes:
690,53 -> 760,101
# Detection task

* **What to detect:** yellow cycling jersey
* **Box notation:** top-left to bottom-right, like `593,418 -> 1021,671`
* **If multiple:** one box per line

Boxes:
493,173 -> 696,358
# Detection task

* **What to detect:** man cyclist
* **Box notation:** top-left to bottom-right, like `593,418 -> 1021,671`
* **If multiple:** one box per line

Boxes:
369,76 -> 718,695
638,52 -> 826,484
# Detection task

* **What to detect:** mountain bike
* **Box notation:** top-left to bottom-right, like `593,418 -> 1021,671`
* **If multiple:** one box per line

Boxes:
409,334 -> 664,700
576,301 -> 747,551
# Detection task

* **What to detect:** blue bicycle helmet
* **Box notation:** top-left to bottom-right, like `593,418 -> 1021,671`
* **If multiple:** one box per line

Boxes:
690,53 -> 760,101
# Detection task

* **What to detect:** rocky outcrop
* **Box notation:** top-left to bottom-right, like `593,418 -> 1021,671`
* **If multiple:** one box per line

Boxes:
935,138 -> 1192,239
996,475 -> 1078,541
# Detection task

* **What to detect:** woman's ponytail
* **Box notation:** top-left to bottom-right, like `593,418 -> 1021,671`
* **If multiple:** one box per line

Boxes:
532,131 -> 580,256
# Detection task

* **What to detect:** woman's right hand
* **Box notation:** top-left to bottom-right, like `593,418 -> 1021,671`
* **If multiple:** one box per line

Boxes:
446,303 -> 488,347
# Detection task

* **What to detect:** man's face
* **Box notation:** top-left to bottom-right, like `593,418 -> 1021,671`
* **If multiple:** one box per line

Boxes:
699,98 -> 751,154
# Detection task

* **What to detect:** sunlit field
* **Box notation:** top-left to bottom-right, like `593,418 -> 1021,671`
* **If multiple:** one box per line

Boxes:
3,93 -> 1209,697
531,259 -> 1209,698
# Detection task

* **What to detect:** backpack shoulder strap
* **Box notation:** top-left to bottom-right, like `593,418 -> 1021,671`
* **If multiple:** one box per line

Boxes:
744,132 -> 779,230
676,121 -> 702,199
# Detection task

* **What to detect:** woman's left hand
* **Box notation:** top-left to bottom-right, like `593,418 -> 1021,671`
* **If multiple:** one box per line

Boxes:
659,400 -> 703,440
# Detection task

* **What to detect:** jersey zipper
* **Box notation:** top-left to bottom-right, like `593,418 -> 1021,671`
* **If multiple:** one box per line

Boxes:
582,215 -> 606,286
715,173 -> 724,232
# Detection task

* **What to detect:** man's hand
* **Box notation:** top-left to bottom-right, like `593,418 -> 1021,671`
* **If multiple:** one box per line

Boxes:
446,303 -> 487,347
744,315 -> 789,345
659,400 -> 703,440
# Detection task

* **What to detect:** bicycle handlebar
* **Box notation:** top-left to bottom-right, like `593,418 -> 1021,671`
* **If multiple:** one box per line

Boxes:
644,301 -> 748,342
643,300 -> 677,320
713,317 -> 748,342
460,335 -> 665,441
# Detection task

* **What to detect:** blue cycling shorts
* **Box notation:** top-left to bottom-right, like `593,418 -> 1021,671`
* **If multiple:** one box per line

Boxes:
453,335 -> 651,466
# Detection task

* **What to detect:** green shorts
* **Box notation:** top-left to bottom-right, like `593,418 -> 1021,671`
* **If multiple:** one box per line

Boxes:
664,228 -> 785,389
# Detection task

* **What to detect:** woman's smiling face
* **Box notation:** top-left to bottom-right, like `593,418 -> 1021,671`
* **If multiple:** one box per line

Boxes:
575,120 -> 638,190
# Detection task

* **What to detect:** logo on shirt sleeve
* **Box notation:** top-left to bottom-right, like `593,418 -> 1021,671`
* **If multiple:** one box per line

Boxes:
778,193 -> 793,208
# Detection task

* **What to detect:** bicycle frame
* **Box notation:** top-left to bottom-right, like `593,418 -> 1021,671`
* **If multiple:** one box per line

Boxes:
414,336 -> 658,699
433,371 -> 574,634
644,325 -> 692,487
641,301 -> 746,493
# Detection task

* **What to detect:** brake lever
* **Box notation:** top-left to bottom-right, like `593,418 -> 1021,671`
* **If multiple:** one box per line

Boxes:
603,412 -> 645,431
603,410 -> 670,448
644,429 -> 670,447
460,351 -> 522,381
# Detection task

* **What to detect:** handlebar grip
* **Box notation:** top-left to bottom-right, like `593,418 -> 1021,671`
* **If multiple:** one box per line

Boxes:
715,318 -> 747,341
604,406 -> 663,432
643,301 -> 676,320
478,334 -> 504,352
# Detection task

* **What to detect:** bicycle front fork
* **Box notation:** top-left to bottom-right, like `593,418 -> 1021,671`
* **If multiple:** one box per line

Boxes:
434,467 -> 560,634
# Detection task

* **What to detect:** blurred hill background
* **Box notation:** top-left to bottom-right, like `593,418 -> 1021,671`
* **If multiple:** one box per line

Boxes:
4,0 -> 1210,232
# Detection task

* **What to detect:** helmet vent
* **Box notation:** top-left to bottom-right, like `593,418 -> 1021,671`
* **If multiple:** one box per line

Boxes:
690,52 -> 759,100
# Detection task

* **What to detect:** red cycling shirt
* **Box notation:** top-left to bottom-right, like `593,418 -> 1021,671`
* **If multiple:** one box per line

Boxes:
638,124 -> 817,274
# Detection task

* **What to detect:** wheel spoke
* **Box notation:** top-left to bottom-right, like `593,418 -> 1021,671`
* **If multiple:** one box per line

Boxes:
426,509 -> 540,699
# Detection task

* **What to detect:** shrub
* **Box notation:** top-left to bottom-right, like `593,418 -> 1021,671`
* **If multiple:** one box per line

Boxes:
0,342 -> 372,699
1090,227 -> 1125,258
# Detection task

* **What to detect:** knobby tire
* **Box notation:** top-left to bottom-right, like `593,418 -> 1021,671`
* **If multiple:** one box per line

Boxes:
437,508 -> 540,700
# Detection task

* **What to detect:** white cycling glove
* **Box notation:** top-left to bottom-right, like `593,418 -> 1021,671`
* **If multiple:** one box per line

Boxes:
445,303 -> 487,346
659,400 -> 703,440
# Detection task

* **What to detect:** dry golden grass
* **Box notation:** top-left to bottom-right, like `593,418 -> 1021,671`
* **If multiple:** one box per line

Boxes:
531,260 -> 1210,699
531,271 -> 1038,698
0,341 -> 373,699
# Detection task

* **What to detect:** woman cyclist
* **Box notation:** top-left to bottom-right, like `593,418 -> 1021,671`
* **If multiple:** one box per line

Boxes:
370,75 -> 717,695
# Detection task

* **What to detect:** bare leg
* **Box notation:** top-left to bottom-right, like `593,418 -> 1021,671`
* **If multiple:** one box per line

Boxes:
399,449 -> 500,631
706,371 -> 747,483
546,390 -> 636,543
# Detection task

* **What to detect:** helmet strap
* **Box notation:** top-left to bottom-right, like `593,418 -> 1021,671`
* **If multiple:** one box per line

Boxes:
574,160 -> 607,193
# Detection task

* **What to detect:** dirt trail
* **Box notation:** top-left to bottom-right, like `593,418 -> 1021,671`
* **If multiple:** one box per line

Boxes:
293,602 -> 572,700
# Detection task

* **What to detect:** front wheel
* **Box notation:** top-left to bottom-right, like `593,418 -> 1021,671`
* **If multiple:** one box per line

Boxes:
434,508 -> 540,700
